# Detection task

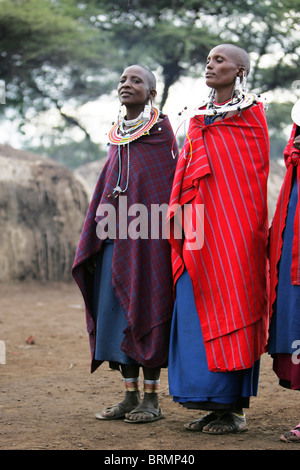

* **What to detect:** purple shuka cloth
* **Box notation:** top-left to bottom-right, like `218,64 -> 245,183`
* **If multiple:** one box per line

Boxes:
72,115 -> 178,372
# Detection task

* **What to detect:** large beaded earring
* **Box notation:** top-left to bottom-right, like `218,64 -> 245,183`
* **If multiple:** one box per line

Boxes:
235,75 -> 241,96
143,103 -> 151,120
241,70 -> 248,93
143,97 -> 152,120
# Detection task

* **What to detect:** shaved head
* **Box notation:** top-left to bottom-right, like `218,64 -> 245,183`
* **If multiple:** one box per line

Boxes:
125,64 -> 157,90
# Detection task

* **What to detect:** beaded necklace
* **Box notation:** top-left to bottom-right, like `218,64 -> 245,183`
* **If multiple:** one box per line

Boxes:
175,92 -> 261,169
108,106 -> 159,145
200,92 -> 257,123
107,106 -> 160,198
204,97 -> 233,124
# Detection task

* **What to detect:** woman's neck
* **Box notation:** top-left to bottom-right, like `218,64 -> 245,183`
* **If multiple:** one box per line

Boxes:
214,92 -> 232,105
125,105 -> 145,121
214,85 -> 235,105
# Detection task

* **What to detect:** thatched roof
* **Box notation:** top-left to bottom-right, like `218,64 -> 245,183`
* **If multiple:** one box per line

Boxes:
74,158 -> 106,200
0,145 -> 89,281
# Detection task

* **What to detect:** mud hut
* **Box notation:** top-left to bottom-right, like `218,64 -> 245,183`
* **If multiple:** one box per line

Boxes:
0,145 -> 89,281
74,158 -> 106,201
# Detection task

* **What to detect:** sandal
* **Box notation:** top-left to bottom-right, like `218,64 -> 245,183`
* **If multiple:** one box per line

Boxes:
95,402 -> 137,420
280,423 -> 300,443
184,412 -> 222,432
202,412 -> 248,435
124,404 -> 164,423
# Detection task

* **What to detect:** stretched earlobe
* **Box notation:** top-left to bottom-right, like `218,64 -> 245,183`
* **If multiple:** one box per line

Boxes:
150,89 -> 157,101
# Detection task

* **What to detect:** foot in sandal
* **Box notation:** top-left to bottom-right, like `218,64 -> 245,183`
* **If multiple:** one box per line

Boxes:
124,392 -> 163,423
184,412 -> 223,432
95,391 -> 140,420
280,423 -> 300,442
202,412 -> 248,435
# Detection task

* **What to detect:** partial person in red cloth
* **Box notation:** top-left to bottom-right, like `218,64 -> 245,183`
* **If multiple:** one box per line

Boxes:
72,65 -> 178,423
268,99 -> 300,443
166,44 -> 269,434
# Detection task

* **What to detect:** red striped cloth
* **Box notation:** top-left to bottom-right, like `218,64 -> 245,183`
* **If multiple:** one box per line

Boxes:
269,123 -> 300,320
167,102 -> 270,372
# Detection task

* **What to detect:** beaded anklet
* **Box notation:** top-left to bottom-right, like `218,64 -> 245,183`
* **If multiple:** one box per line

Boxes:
124,377 -> 140,392
143,379 -> 160,393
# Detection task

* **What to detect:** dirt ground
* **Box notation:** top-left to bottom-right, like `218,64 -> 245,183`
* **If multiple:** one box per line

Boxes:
0,280 -> 299,453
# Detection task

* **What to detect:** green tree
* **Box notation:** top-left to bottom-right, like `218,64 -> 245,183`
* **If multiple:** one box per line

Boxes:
90,0 -> 300,107
0,0 -> 299,167
0,0 -> 118,141
266,101 -> 296,160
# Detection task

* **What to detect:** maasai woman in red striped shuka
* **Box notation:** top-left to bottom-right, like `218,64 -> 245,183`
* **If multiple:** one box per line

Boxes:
268,100 -> 300,442
72,65 -> 177,424
166,44 -> 269,434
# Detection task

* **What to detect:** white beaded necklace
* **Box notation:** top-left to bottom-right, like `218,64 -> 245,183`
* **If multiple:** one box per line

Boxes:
107,106 -> 159,198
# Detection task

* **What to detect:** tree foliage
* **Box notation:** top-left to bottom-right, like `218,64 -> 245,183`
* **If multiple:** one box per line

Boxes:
0,0 -> 118,136
89,0 -> 300,105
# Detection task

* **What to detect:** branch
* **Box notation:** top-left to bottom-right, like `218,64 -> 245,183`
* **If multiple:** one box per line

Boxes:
28,78 -> 93,143
54,100 -> 92,142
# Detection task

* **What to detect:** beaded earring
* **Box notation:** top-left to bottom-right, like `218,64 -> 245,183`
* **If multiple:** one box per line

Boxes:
235,75 -> 241,96
143,97 -> 153,120
143,104 -> 151,120
235,70 -> 247,97
241,70 -> 248,93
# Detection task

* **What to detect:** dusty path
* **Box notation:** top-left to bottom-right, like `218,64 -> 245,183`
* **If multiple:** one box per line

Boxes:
0,280 -> 299,452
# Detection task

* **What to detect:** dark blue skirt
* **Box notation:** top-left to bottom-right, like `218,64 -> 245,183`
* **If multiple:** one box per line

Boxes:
168,268 -> 260,410
269,173 -> 300,355
93,241 -> 135,366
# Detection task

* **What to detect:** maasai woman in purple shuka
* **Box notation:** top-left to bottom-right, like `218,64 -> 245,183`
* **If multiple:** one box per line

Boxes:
72,65 -> 178,423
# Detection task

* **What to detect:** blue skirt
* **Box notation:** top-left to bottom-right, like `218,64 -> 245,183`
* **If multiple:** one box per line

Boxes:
168,268 -> 260,410
93,241 -> 135,366
269,173 -> 300,355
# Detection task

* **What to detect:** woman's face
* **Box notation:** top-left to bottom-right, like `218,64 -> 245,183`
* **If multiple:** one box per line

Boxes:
205,45 -> 241,93
118,65 -> 154,114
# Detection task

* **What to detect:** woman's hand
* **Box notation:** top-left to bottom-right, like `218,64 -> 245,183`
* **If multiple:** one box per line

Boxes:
293,135 -> 300,150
